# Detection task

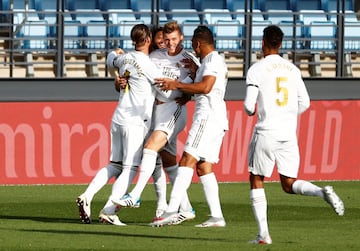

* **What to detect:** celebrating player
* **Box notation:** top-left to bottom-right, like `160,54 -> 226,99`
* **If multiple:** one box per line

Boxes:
113,21 -> 200,224
150,25 -> 229,228
244,25 -> 345,244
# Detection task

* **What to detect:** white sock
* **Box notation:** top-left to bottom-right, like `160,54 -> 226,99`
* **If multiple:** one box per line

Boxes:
200,172 -> 223,218
166,166 -> 194,213
250,188 -> 269,237
84,163 -> 122,202
103,165 -> 138,214
292,180 -> 324,198
165,165 -> 192,212
152,162 -> 168,210
129,148 -> 158,200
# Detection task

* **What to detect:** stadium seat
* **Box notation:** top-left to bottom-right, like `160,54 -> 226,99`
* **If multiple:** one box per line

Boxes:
299,10 -> 328,37
260,0 -> 295,11
203,8 -> 232,32
344,21 -> 360,52
294,0 -> 325,11
63,20 -> 83,50
266,9 -> 294,24
182,19 -> 200,49
251,20 -> 272,50
278,20 -> 304,50
167,8 -> 200,24
329,10 -> 358,23
235,8 -> 264,24
214,19 -> 241,51
83,20 -> 112,50
308,21 -> 336,51
327,0 -> 354,11
22,20 -> 48,50
74,9 -> 104,24
138,8 -> 167,25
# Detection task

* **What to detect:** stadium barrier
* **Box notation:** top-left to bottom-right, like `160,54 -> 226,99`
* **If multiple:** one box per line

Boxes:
0,100 -> 359,185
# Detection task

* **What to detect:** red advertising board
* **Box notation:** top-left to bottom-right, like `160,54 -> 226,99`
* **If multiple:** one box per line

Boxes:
0,100 -> 359,184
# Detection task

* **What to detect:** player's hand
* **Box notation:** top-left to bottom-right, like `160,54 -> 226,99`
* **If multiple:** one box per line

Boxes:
114,76 -> 128,92
181,58 -> 198,80
114,48 -> 125,55
175,93 -> 192,105
155,78 -> 178,91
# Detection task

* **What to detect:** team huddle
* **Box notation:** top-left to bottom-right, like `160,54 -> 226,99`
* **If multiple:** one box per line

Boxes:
76,21 -> 345,245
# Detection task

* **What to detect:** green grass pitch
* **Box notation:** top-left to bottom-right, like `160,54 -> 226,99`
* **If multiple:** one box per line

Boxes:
0,181 -> 359,250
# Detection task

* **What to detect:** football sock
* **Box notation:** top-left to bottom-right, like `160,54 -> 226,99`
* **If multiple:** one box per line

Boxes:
152,161 -> 168,210
200,172 -> 223,218
129,148 -> 158,200
84,163 -> 122,202
103,165 -> 138,214
250,188 -> 269,237
165,165 -> 193,212
292,180 -> 324,198
166,166 -> 194,213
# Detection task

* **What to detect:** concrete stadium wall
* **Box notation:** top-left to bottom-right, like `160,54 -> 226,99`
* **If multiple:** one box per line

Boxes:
0,78 -> 360,101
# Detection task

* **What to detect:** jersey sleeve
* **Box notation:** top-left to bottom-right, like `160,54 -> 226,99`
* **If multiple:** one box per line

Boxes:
244,66 -> 260,116
106,51 -> 126,69
297,79 -> 310,114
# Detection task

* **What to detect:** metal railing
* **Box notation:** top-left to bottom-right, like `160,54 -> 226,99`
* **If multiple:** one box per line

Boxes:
0,7 -> 359,78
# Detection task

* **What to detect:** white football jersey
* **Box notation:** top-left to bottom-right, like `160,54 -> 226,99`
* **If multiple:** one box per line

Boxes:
245,54 -> 310,140
193,51 -> 229,130
150,47 -> 200,102
107,51 -> 168,128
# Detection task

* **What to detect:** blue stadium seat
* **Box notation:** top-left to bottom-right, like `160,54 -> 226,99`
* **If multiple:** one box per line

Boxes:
329,10 -> 358,23
344,21 -> 360,52
118,20 -> 145,50
262,0 -> 296,11
63,20 -> 83,50
138,8 -> 167,25
235,8 -> 264,24
214,19 -> 241,51
266,9 -> 293,24
251,20 -> 272,50
74,9 -> 104,24
327,0 -> 354,11
22,20 -> 48,50
308,21 -> 336,51
203,8 -> 233,32
182,19 -> 200,49
232,0 -> 262,11
108,9 -> 137,37
84,20 -> 112,50
294,0 -> 326,11
278,20 -> 304,49
299,10 -> 328,37
167,9 -> 200,24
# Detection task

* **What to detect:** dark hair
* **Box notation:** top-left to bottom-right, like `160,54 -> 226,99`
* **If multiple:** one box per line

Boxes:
130,24 -> 151,47
263,25 -> 284,49
193,25 -> 214,45
151,25 -> 164,49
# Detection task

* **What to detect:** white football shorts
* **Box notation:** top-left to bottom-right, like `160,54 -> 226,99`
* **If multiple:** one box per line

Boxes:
248,131 -> 300,178
184,116 -> 226,164
154,101 -> 187,156
109,121 -> 149,167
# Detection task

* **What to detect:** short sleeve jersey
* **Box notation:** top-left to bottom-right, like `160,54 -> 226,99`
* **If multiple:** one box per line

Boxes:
193,51 -> 229,130
150,48 -> 200,102
245,54 -> 310,140
109,51 -> 162,128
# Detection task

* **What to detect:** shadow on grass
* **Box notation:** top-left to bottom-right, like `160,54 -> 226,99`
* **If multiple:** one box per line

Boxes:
17,228 -> 229,242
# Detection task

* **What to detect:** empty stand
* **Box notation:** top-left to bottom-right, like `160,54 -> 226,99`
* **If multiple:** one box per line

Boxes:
266,9 -> 293,24
214,19 -> 241,51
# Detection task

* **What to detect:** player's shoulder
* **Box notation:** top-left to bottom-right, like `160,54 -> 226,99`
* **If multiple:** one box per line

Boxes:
150,48 -> 167,58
